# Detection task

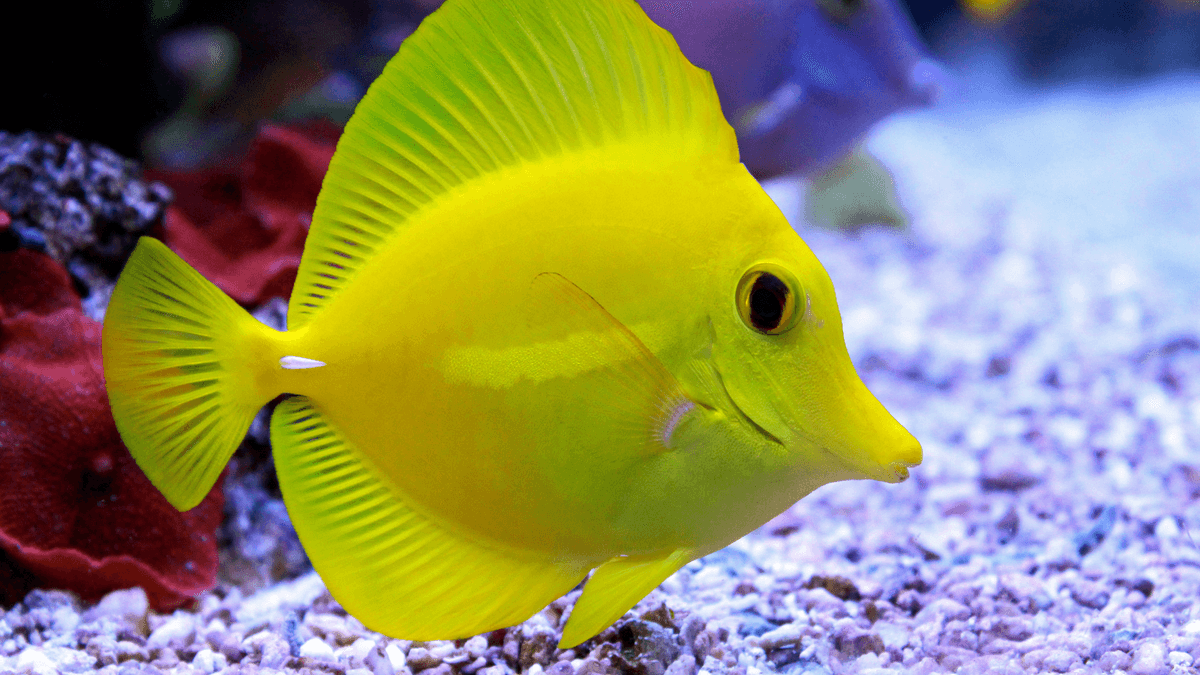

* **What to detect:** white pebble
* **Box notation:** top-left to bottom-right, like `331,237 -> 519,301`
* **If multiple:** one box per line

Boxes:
350,638 -> 378,665
147,613 -> 196,649
86,588 -> 149,621
1167,651 -> 1193,668
386,642 -> 408,670
1156,516 -> 1181,539
464,635 -> 488,659
192,648 -> 228,674
16,648 -> 56,675
1131,641 -> 1168,675
300,637 -> 335,660
757,623 -> 803,650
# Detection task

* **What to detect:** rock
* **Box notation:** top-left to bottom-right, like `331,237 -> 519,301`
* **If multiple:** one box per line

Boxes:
1097,650 -> 1132,671
306,613 -> 358,645
832,621 -> 884,658
519,631 -> 557,669
870,621 -> 909,652
16,647 -> 57,675
300,637 -> 336,660
915,598 -> 971,625
991,616 -> 1033,642
146,612 -> 195,649
1067,578 -> 1111,609
192,648 -> 227,674
758,623 -> 804,650
349,638 -> 378,667
1039,649 -> 1081,673
1167,651 -> 1193,669
1039,537 -> 1081,571
664,654 -> 696,675
363,642 -> 396,675
999,574 -> 1052,612
85,588 -> 149,622
465,636 -> 489,659
386,642 -> 408,671
1131,642 -> 1168,675
805,575 -> 862,601
736,613 -> 774,637
244,631 -> 292,670
114,641 -> 148,662
407,646 -> 441,670
618,619 -> 681,666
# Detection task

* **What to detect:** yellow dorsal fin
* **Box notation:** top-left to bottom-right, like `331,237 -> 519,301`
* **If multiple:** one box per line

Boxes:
289,0 -> 738,328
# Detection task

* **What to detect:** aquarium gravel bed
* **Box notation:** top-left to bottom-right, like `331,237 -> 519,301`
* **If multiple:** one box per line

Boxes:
4,78 -> 1200,675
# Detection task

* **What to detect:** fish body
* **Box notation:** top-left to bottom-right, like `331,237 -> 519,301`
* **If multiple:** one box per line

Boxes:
103,0 -> 920,648
639,0 -> 942,177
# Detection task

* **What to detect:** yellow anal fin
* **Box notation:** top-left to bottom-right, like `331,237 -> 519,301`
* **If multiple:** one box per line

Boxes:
559,548 -> 693,648
290,0 -> 737,330
271,396 -> 590,639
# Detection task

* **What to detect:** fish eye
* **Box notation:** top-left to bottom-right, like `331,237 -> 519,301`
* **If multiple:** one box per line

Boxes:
736,264 -> 799,335
817,0 -> 863,22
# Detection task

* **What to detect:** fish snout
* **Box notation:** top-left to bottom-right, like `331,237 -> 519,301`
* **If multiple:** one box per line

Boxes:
818,376 -> 922,484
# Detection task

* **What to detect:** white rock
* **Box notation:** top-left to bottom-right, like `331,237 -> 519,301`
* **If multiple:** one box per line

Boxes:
464,635 -> 488,659
86,588 -> 148,621
349,638 -> 378,666
872,621 -> 910,651
34,646 -> 96,673
1167,651 -> 1193,668
192,648 -> 228,674
386,642 -> 408,670
364,642 -> 397,675
147,612 -> 196,649
757,623 -> 804,650
235,572 -> 328,627
300,637 -> 336,660
1156,516 -> 1181,539
1131,641 -> 1168,675
16,648 -> 57,675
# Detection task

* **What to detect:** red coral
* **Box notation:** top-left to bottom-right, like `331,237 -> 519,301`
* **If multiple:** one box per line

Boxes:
148,121 -> 340,307
0,249 -> 223,610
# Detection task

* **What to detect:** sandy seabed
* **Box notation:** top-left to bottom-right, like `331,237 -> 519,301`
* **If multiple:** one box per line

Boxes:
4,75 -> 1200,675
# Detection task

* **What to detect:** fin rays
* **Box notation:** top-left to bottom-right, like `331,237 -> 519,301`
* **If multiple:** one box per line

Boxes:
288,0 -> 736,329
104,238 -> 278,510
271,397 -> 590,639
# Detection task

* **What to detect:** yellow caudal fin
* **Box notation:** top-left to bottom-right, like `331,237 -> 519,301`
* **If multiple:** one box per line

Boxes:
270,397 -> 591,639
102,237 -> 284,511
559,549 -> 693,648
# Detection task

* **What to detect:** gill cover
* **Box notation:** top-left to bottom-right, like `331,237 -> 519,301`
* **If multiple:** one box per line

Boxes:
719,247 -> 921,483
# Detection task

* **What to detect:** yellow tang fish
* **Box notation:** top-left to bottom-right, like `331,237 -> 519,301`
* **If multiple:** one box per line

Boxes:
103,0 -> 922,648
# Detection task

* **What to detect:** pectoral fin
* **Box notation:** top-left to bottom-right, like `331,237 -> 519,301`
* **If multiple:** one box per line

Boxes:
559,548 -> 694,648
522,272 -> 697,456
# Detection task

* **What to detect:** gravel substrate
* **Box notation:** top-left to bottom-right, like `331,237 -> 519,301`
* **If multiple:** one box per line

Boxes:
4,76 -> 1200,675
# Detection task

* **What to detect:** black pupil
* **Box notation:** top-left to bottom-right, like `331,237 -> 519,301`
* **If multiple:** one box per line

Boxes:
749,273 -> 789,331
